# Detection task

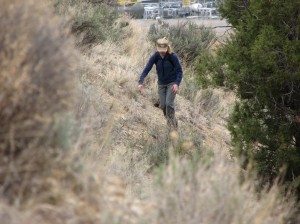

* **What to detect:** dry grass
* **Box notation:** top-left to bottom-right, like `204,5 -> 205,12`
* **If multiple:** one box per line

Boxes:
0,0 -> 79,202
0,0 -> 298,223
83,17 -> 298,224
80,17 -> 298,224
180,68 -> 236,126
0,0 -> 77,149
152,149 -> 297,224
0,1 -> 156,223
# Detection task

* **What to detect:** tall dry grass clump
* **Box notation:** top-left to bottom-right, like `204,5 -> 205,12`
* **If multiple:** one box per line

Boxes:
0,0 -> 80,206
0,2 -> 154,223
152,151 -> 298,224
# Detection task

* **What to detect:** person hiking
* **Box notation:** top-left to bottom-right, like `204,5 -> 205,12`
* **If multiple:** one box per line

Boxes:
138,37 -> 183,130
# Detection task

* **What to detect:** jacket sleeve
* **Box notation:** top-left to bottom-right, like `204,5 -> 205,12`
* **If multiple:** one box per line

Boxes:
138,54 -> 156,84
173,54 -> 183,86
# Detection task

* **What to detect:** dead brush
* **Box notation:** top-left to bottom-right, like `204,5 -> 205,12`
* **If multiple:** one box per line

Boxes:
0,2 -> 152,223
0,0 -> 80,207
153,153 -> 298,224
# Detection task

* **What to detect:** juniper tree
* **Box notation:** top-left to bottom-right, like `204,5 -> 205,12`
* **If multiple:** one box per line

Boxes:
198,0 -> 300,190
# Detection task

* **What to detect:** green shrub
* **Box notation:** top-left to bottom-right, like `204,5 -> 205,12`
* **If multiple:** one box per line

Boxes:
148,20 -> 216,65
198,0 -> 300,195
195,50 -> 229,88
54,0 -> 122,45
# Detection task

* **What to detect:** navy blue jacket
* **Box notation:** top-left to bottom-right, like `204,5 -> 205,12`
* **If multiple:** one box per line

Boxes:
138,52 -> 183,86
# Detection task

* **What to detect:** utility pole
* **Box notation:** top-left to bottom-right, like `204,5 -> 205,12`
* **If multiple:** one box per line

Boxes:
118,0 -> 125,11
159,0 -> 163,18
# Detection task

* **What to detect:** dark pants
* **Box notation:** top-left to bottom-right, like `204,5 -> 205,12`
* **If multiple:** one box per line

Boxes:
158,83 -> 178,130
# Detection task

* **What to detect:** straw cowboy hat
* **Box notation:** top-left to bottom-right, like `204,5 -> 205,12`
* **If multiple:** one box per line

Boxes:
156,37 -> 169,52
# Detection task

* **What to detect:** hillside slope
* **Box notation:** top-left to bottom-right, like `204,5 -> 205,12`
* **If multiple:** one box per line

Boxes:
76,19 -> 297,224
1,1 -> 297,221
80,18 -> 235,185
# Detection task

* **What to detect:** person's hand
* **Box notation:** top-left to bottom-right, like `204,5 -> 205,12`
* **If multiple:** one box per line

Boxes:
296,115 -> 300,124
172,84 -> 179,93
138,84 -> 144,92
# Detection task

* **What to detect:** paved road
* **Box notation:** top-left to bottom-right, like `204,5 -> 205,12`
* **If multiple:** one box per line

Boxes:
135,18 -> 232,38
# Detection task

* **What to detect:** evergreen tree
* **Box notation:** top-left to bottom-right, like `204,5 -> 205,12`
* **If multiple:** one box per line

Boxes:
199,1 -> 300,190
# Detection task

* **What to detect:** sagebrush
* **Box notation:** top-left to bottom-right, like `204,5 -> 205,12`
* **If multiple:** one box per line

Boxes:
148,20 -> 216,65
